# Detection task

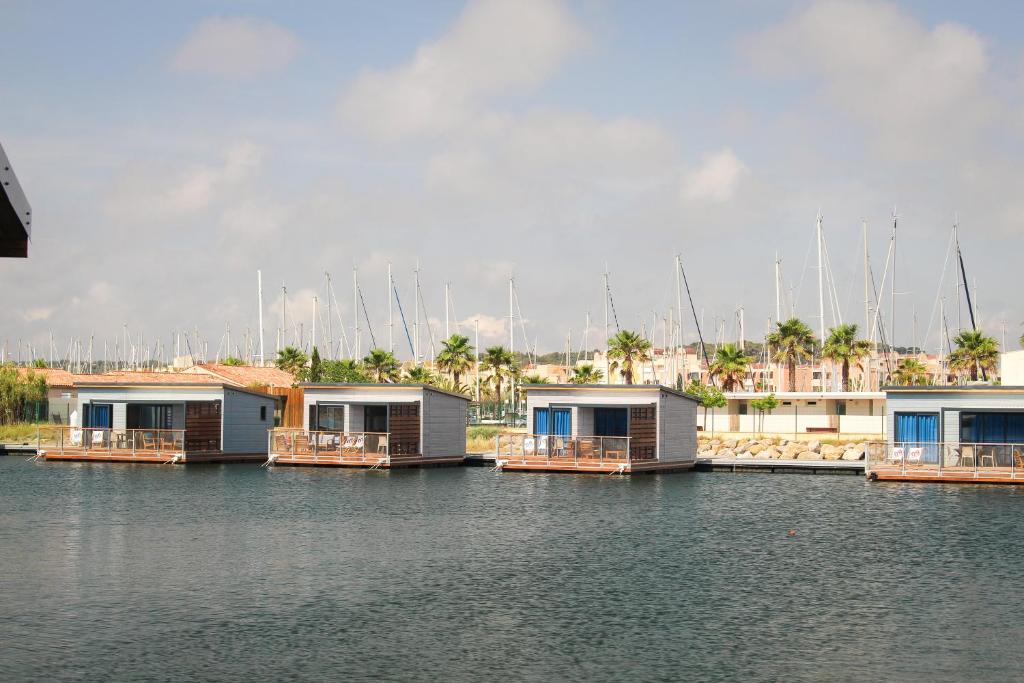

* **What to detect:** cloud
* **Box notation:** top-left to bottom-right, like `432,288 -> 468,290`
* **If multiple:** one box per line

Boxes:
339,0 -> 587,140
745,0 -> 994,158
681,149 -> 748,203
461,314 -> 508,344
171,17 -> 300,79
22,306 -> 55,323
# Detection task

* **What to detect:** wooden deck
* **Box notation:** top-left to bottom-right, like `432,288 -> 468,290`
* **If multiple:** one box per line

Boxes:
869,466 -> 1024,485
42,448 -> 265,464
495,457 -> 695,474
268,453 -> 465,469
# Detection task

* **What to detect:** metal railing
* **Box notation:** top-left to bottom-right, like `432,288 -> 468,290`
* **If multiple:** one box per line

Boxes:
494,433 -> 635,465
866,441 -> 1024,479
51,426 -> 186,458
268,428 -> 391,464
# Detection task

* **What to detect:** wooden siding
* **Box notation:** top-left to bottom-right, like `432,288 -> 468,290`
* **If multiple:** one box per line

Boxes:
658,390 -> 698,462
221,388 -> 275,454
262,387 -> 303,428
185,401 -> 221,452
389,402 -> 421,455
422,389 -> 469,458
629,405 -> 657,460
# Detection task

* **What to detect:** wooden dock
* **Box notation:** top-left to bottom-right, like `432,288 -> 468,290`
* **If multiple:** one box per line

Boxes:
868,465 -> 1024,485
268,453 -> 465,469
471,453 -> 695,474
42,448 -> 265,464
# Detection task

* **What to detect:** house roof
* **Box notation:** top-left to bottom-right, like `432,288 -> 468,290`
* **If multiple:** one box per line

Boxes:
885,385 -> 1024,394
523,383 -> 700,403
0,142 -> 31,258
187,363 -> 295,388
724,391 -> 885,400
75,372 -> 226,386
300,382 -> 472,402
16,367 -> 76,387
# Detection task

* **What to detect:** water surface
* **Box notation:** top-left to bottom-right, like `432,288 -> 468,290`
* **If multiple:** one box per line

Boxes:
2,458 -> 1022,681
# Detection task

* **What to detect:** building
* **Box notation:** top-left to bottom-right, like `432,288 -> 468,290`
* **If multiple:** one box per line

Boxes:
184,363 -> 301,426
42,373 -> 277,464
868,385 -> 1024,484
1000,351 -> 1024,385
0,142 -> 31,258
267,383 -> 469,468
15,367 -> 77,423
699,391 -> 886,437
495,384 -> 699,474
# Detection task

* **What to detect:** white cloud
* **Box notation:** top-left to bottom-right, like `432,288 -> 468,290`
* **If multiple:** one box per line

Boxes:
339,0 -> 587,140
171,17 -> 300,79
22,306 -> 55,323
461,314 -> 508,344
681,149 -> 747,203
745,0 -> 993,158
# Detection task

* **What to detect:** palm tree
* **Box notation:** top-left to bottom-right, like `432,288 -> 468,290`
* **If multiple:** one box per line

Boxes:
766,318 -> 816,392
708,343 -> 753,391
948,330 -> 999,381
221,356 -> 246,366
481,345 -> 516,409
435,334 -> 474,386
892,358 -> 930,386
321,359 -> 368,383
405,366 -> 436,384
521,374 -> 549,384
275,345 -> 308,377
822,324 -> 872,391
570,363 -> 604,384
607,330 -> 652,384
362,348 -> 401,383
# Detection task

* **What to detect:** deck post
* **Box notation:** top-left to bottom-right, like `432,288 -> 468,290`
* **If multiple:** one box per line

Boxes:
132,430 -> 136,459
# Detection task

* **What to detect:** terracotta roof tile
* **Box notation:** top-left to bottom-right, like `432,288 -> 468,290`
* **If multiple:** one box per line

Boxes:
188,363 -> 295,388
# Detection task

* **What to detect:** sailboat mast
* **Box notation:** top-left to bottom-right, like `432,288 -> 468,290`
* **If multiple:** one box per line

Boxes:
816,211 -> 825,344
508,277 -> 514,356
387,263 -> 394,353
890,209 -> 897,352
256,271 -> 265,366
353,267 -> 360,359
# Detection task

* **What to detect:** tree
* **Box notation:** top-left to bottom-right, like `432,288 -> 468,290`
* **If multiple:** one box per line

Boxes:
321,359 -> 369,383
31,358 -> 47,368
948,330 -> 999,382
822,324 -> 873,391
708,343 -> 752,391
750,394 -> 779,433
481,345 -> 516,409
435,334 -> 474,386
275,346 -> 308,377
363,349 -> 401,383
405,366 -> 436,384
892,358 -> 930,386
686,380 -> 726,437
521,374 -> 549,384
607,330 -> 652,384
766,318 -> 816,392
570,363 -> 604,384
0,366 -> 47,424
221,356 -> 246,366
306,347 -> 323,383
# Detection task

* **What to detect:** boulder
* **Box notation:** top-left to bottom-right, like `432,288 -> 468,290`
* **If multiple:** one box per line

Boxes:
820,444 -> 842,460
842,444 -> 867,461
747,443 -> 765,456
796,450 -> 821,461
782,443 -> 804,458
717,448 -> 735,458
805,440 -> 822,453
736,451 -> 754,459
723,439 -> 738,449
754,447 -> 777,460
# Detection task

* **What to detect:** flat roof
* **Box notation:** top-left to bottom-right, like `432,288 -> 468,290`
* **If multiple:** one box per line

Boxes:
0,142 -> 31,258
300,382 -> 471,402
523,383 -> 700,403
725,391 -> 885,400
885,385 -> 1024,394
76,377 -> 277,400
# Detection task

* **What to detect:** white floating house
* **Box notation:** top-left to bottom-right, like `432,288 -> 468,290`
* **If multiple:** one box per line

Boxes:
43,373 -> 277,464
267,383 -> 469,468
868,385 -> 1024,484
495,384 -> 699,474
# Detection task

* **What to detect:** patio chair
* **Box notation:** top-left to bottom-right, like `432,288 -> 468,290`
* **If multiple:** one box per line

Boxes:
885,447 -> 905,467
907,447 -> 924,466
958,446 -> 976,467
91,430 -> 106,448
142,432 -> 157,450
318,433 -> 335,449
537,437 -> 549,457
1014,450 -> 1024,470
979,448 -> 997,468
578,439 -> 594,460
523,436 -> 535,456
553,437 -> 566,457
170,433 -> 184,453
69,429 -> 83,447
377,435 -> 388,456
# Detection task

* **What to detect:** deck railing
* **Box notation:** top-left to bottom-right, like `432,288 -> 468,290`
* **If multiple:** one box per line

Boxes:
51,427 -> 186,458
268,428 -> 390,464
494,433 -> 634,465
866,441 -> 1024,479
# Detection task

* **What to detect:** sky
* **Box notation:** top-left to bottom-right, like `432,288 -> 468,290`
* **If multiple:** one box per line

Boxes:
2,0 -> 1024,362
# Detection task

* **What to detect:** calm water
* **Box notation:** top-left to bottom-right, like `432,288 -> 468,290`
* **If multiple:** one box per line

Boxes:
2,458 -> 1023,682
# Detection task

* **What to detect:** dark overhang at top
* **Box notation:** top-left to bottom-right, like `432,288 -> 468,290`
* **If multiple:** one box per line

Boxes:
0,142 -> 32,258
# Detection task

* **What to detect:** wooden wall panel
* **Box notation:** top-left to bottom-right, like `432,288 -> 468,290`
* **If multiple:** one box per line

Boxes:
185,400 -> 221,452
389,402 -> 421,456
630,405 -> 656,460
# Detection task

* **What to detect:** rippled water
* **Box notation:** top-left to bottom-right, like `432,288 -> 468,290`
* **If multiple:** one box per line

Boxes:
2,457 -> 1023,682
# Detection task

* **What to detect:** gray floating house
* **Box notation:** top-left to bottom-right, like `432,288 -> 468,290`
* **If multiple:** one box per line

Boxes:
267,383 -> 469,468
495,384 -> 699,474
43,373 -> 277,464
869,385 -> 1024,484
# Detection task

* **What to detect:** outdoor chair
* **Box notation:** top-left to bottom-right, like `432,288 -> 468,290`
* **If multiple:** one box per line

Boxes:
377,435 -> 388,456
958,446 -> 977,467
69,429 -> 83,447
537,437 -> 549,457
91,430 -> 106,448
523,437 -> 535,456
886,447 -> 905,467
907,448 -> 923,466
579,439 -> 595,460
979,449 -> 997,468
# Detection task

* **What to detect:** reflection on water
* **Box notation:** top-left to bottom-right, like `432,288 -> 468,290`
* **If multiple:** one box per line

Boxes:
2,458 -> 1023,682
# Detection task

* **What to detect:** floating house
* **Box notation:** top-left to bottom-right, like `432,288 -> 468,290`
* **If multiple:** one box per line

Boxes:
495,384 -> 699,474
868,386 -> 1024,484
43,373 -> 277,464
267,384 -> 469,469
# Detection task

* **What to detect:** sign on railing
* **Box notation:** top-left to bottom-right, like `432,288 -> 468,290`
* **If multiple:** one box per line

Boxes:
866,441 -> 1024,478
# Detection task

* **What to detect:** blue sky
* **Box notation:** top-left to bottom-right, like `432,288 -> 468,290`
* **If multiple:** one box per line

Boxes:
2,0 -> 1023,362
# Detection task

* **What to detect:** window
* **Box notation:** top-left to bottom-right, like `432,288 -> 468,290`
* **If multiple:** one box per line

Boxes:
534,408 -> 571,436
836,400 -> 846,416
594,407 -> 628,437
960,412 -> 1024,444
738,401 -> 748,415
260,406 -> 267,421
807,401 -> 817,406
317,405 -> 345,431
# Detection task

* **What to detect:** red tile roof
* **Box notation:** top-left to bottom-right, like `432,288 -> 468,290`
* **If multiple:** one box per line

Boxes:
16,367 -> 75,387
187,363 -> 295,388
74,372 -> 225,386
